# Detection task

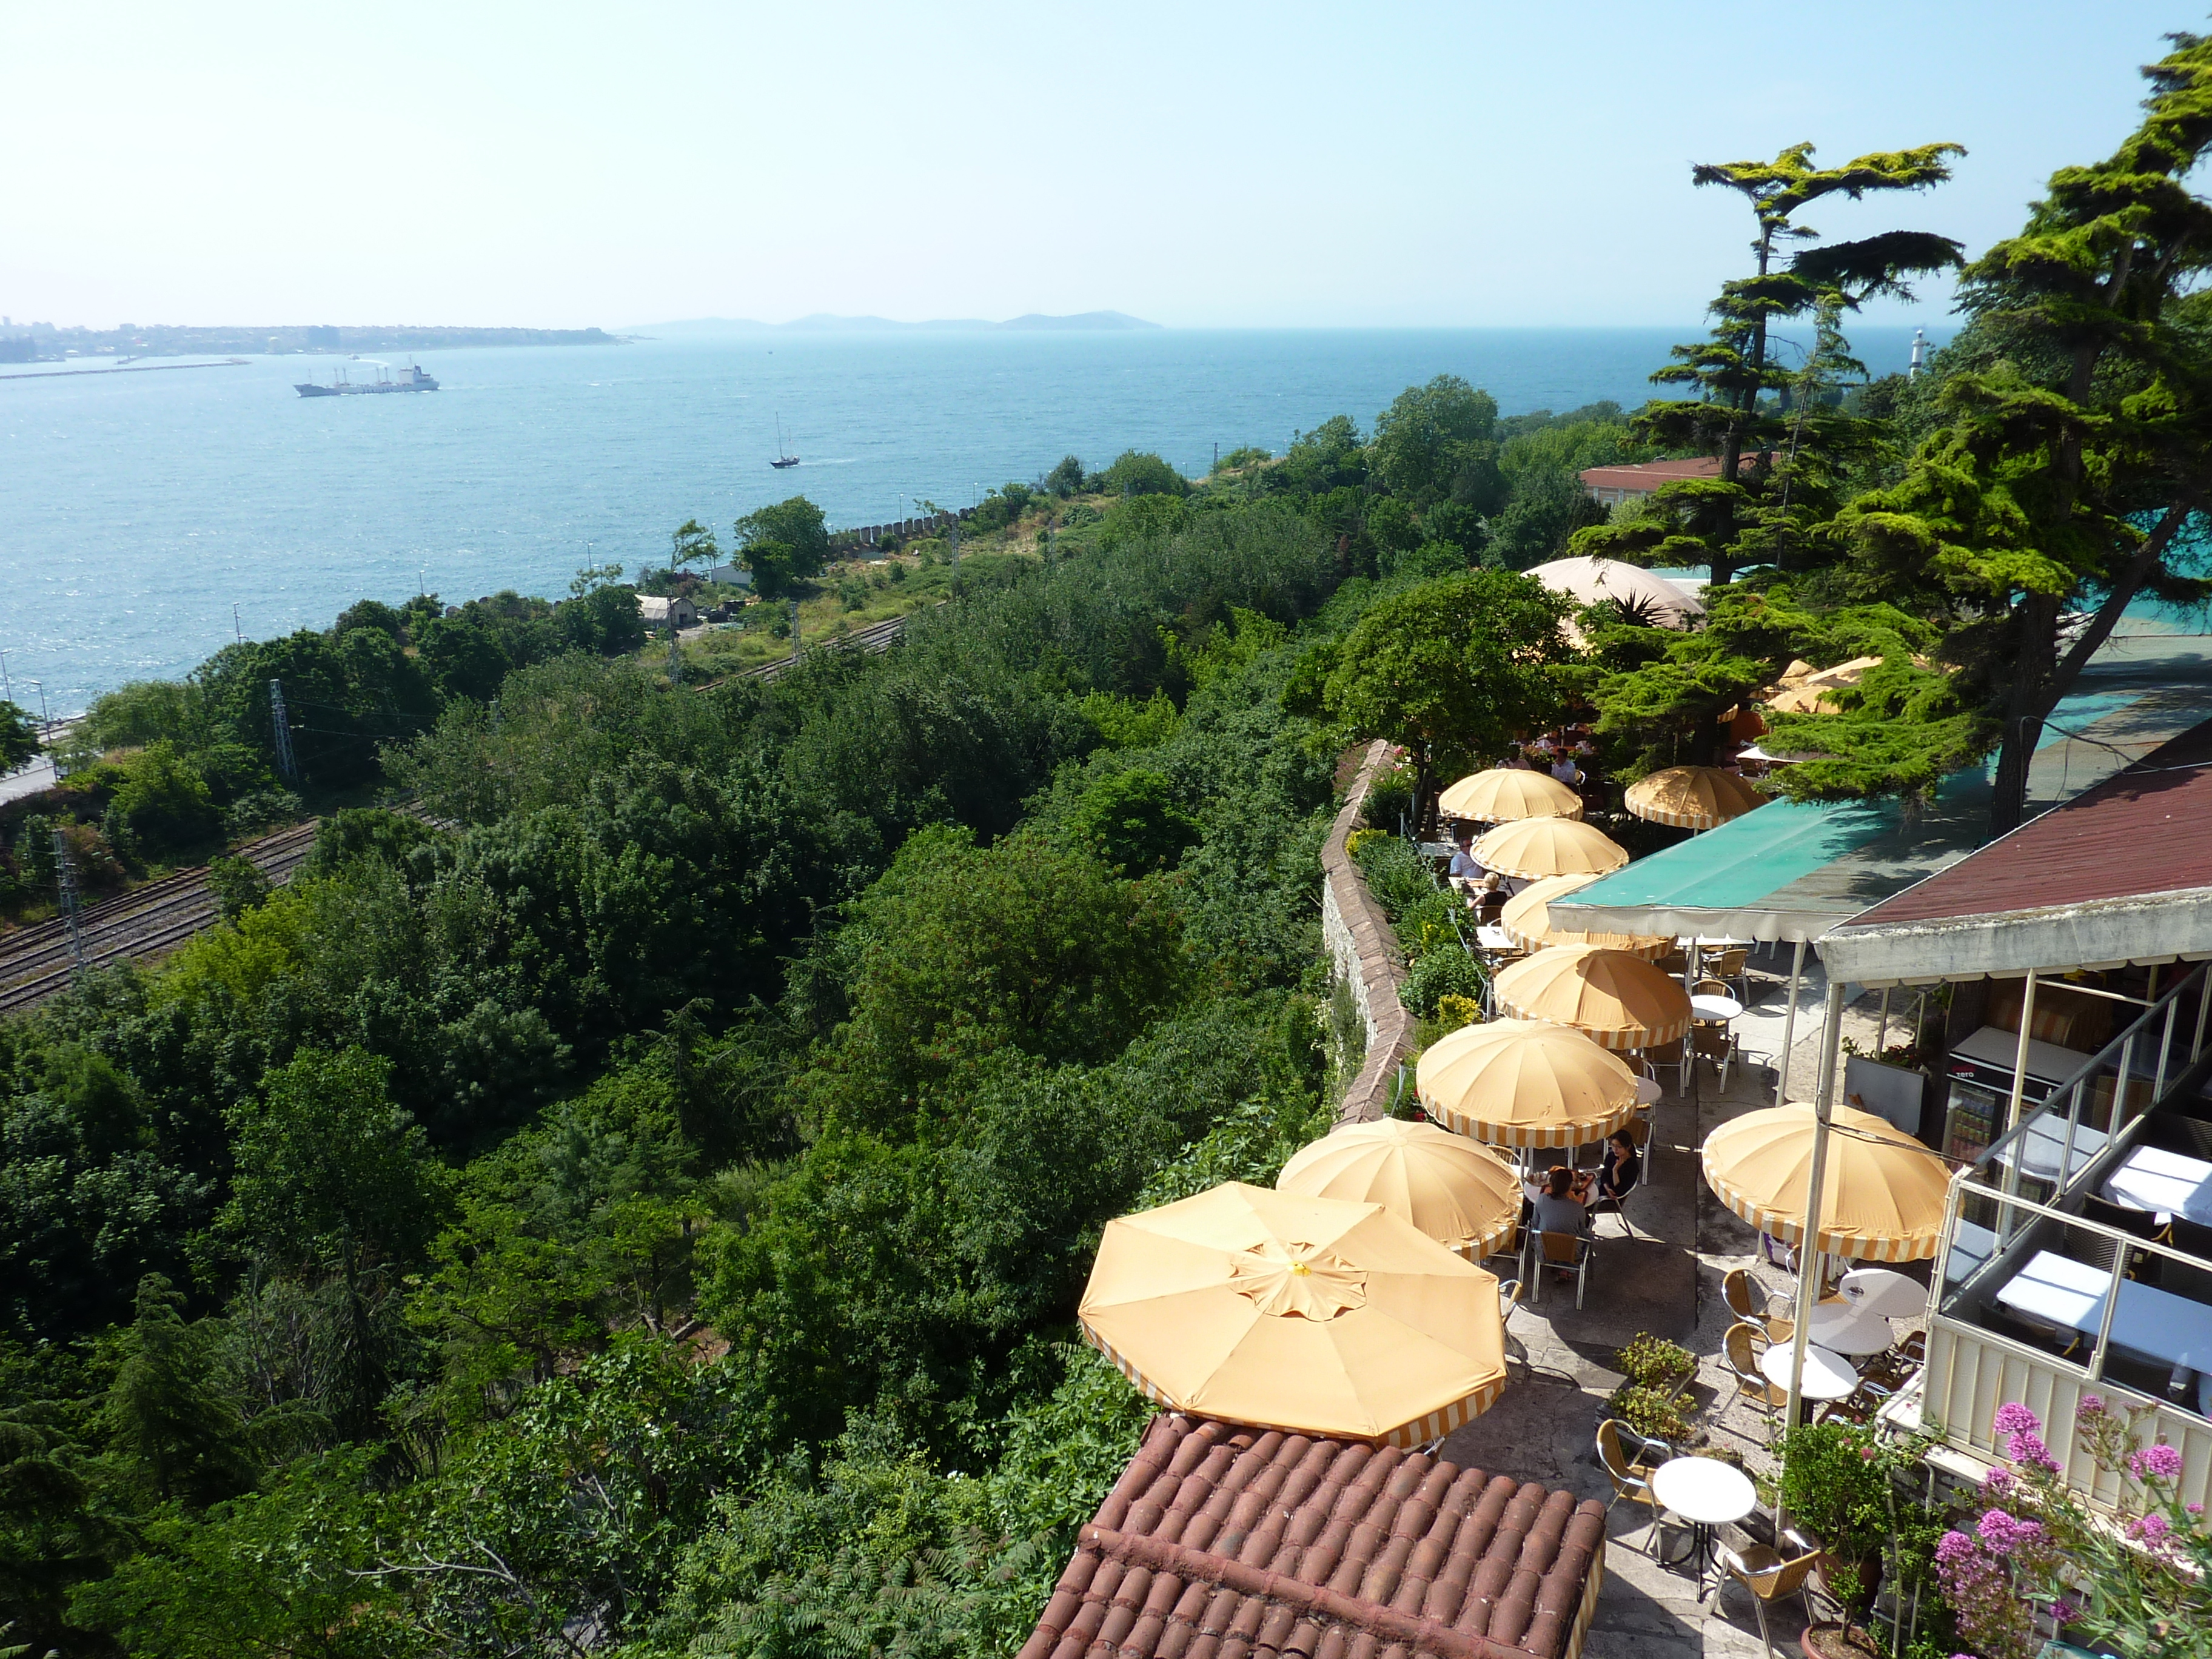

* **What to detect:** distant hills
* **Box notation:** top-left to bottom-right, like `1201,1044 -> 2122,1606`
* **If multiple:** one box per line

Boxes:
0,323 -> 620,361
635,310 -> 1159,336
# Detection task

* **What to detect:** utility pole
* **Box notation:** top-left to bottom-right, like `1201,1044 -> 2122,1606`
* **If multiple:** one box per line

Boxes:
233,603 -> 243,644
0,648 -> 10,705
268,679 -> 298,783
27,680 -> 49,731
949,514 -> 960,565
668,627 -> 682,686
1213,440 -> 1219,474
53,828 -> 86,979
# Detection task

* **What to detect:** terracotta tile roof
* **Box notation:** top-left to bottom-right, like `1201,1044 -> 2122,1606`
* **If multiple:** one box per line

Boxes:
1578,458 -> 1725,492
1017,1415 -> 1607,1659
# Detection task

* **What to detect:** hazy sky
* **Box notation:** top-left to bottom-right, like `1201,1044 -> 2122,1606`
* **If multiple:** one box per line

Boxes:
2,2 -> 2194,330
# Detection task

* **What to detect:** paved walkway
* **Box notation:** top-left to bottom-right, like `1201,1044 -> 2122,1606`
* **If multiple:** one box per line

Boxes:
1438,951 -> 1916,1657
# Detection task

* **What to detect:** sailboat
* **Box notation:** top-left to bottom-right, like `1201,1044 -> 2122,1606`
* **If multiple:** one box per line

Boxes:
771,415 -> 800,469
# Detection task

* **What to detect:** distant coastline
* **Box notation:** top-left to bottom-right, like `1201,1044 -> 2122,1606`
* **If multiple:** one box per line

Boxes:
0,323 -> 620,363
632,310 -> 1159,337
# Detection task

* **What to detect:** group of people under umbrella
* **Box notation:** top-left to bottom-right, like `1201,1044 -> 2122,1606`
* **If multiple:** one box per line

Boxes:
1074,755 -> 1954,1466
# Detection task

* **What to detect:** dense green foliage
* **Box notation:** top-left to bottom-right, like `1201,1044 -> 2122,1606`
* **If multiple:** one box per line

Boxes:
0,481 -> 1397,1658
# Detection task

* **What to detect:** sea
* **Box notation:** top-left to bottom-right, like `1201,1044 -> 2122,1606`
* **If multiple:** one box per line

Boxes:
0,326 -> 1945,716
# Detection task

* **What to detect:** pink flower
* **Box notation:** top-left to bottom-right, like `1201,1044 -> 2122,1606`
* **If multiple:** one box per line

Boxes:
2130,1512 -> 2173,1546
1977,1509 -> 2046,1551
2006,1430 -> 2059,1472
2077,1394 -> 2105,1419
1994,1402 -> 2042,1437
1983,1467 -> 2013,1495
1935,1529 -> 1977,1566
2130,1443 -> 2185,1481
2190,1503 -> 2205,1516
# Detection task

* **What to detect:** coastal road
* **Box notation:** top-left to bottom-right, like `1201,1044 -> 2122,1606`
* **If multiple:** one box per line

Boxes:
0,820 -> 322,1016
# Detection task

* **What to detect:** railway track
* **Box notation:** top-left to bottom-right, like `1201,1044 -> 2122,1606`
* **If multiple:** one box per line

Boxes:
731,611 -> 911,683
0,612 -> 923,1016
0,820 -> 323,1014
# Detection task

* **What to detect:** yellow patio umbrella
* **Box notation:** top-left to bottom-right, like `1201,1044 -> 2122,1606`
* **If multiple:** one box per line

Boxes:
1491,945 -> 1694,1050
1472,817 -> 1629,882
1415,1017 -> 1641,1150
1700,1102 -> 1951,1263
1500,872 -> 1672,958
1623,766 -> 1768,831
1078,1183 -> 1508,1447
1276,1118 -> 1523,1258
1438,768 -> 1583,823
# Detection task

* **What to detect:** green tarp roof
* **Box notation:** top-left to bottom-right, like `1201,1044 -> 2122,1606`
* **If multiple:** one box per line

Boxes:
1549,637 -> 2212,945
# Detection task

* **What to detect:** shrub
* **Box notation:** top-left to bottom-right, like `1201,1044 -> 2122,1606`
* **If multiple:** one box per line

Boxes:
110,742 -> 220,851
224,789 -> 303,839
207,854 -> 271,920
1401,949 -> 1484,1019
1362,765 -> 1415,832
1434,994 -> 1482,1033
1099,450 -> 1186,498
1615,1333 -> 1694,1389
1605,1382 -> 1691,1444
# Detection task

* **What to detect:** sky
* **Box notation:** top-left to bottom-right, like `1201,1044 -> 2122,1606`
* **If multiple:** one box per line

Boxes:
1,1 -> 2196,331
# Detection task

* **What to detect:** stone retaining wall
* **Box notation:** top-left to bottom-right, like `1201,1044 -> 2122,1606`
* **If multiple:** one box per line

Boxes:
1321,740 -> 1415,1124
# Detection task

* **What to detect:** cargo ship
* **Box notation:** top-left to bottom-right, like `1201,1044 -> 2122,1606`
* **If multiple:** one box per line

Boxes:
296,360 -> 438,397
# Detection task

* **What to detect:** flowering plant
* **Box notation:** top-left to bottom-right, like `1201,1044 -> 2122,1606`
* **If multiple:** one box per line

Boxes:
1937,1398 -> 2212,1658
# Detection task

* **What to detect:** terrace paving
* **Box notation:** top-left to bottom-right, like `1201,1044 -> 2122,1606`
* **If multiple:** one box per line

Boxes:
1437,953 -> 1908,1658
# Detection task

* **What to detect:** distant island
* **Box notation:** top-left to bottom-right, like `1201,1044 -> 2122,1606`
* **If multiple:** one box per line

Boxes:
635,310 -> 1160,336
0,321 -> 620,363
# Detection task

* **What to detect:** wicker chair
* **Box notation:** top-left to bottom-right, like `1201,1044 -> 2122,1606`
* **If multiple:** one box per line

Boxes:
1714,1530 -> 1826,1657
1724,1267 -> 1794,1344
1595,1418 -> 1670,1553
1533,1228 -> 1594,1309
1724,1321 -> 1789,1419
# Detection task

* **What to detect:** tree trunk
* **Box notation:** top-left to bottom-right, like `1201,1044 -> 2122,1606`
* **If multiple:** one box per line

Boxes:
1986,592 -> 2060,838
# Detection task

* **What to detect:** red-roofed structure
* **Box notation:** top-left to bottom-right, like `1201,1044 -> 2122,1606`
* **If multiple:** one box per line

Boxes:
1018,1414 -> 1607,1659
1821,716 -> 2212,986
1578,458 -> 1724,508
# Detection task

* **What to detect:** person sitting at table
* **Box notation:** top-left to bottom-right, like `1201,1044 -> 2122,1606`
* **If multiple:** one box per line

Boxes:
1447,831 -> 1483,888
1500,743 -> 1532,771
1526,1164 -> 1592,1235
1595,1130 -> 1640,1204
1549,752 -> 1584,787
1473,873 -> 1508,923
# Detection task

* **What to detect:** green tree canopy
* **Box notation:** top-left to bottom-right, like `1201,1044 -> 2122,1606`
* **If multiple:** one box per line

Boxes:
1313,569 -> 1570,829
1370,376 -> 1504,512
737,496 -> 833,596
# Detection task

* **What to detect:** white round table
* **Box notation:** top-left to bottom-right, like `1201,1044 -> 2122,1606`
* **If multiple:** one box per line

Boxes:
1690,993 -> 1743,1022
1651,1456 -> 1757,1586
1808,1301 -> 1895,1357
1634,1076 -> 1663,1106
1840,1267 -> 1926,1320
1760,1341 -> 1858,1402
1476,925 -> 1516,952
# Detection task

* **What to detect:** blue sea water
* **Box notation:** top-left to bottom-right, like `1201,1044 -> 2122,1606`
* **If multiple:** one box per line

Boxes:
0,326 -> 1943,716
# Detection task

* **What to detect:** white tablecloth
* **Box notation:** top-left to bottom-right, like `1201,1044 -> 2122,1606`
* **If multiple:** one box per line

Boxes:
1651,1457 -> 1757,1526
1992,1117 -> 2110,1184
1996,1250 -> 2212,1370
1476,925 -> 1517,952
1808,1301 -> 1895,1356
1760,1342 -> 1858,1401
2105,1145 -> 2212,1225
1690,994 -> 1742,1022
1842,1267 -> 1928,1320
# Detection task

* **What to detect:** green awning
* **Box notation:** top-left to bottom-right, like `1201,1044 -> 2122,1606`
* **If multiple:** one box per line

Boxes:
1550,647 -> 2212,945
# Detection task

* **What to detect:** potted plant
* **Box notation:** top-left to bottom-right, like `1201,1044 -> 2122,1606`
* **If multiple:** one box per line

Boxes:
1775,1423 -> 1933,1640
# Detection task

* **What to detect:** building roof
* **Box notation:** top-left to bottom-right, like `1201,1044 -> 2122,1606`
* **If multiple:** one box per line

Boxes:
1552,640 -> 2212,947
1017,1414 -> 1606,1659
1577,458 -> 1724,493
1821,714 -> 2212,985
637,594 -> 694,619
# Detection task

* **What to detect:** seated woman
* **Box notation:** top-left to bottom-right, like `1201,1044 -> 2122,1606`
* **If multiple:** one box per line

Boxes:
1525,1164 -> 1591,1235
1595,1130 -> 1641,1204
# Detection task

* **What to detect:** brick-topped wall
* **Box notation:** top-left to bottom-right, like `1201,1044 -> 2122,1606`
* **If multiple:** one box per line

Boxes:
1321,741 -> 1415,1125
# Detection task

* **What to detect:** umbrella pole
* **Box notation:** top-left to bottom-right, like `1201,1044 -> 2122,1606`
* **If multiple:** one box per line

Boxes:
1774,939 -> 1807,1107
1777,979 -> 1847,1535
